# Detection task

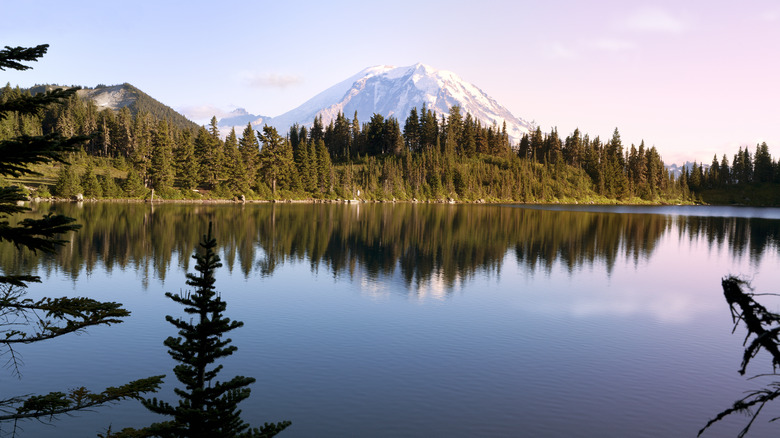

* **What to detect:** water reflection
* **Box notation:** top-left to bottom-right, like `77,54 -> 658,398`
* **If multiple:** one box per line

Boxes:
2,203 -> 779,295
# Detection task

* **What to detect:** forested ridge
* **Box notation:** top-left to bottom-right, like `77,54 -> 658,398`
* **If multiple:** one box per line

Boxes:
1,83 -> 777,205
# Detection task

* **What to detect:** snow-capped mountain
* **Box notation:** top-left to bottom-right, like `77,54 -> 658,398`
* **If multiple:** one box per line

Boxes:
220,63 -> 533,144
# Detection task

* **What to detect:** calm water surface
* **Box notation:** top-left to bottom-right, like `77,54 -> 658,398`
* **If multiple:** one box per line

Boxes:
3,202 -> 780,437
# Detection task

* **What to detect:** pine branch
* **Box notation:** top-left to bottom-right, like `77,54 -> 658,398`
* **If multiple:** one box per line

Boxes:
0,87 -> 82,121
0,286 -> 130,350
0,133 -> 88,177
0,45 -> 48,72
0,376 -> 164,422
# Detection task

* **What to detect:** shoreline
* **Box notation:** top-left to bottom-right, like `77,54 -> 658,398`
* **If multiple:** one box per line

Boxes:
25,195 -> 701,207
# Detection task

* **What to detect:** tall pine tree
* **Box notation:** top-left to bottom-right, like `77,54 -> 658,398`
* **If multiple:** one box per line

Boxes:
132,223 -> 290,437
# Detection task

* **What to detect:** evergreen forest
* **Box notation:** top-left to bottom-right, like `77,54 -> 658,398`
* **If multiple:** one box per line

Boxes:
2,83 -> 778,205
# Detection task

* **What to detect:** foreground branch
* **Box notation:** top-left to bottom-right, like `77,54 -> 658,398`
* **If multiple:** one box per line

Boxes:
699,276 -> 780,437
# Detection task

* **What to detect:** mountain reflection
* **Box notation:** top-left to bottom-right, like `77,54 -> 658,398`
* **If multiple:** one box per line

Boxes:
1,202 -> 778,293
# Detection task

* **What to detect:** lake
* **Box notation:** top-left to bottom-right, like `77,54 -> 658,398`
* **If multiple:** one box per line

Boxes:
3,202 -> 780,437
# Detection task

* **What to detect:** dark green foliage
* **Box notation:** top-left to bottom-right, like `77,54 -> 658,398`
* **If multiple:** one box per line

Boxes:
753,142 -> 773,183
258,125 -> 295,196
315,139 -> 333,194
119,83 -> 198,131
52,164 -> 82,197
238,123 -> 260,192
122,168 -> 148,198
131,111 -> 154,186
0,45 -> 48,71
150,120 -> 175,193
175,128 -> 199,190
0,43 -> 163,426
99,172 -> 122,198
123,223 -> 290,437
223,128 -> 248,195
82,161 -> 102,197
194,120 -> 224,189
695,143 -> 780,205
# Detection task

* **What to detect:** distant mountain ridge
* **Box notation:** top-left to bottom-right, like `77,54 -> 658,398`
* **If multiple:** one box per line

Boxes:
666,161 -> 710,178
220,63 -> 533,143
28,83 -> 197,131
79,84 -> 197,130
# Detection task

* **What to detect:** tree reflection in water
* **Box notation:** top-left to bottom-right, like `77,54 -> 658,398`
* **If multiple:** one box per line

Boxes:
2,203 -> 778,296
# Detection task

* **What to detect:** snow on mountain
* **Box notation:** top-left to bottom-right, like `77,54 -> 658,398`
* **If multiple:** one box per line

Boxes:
220,63 -> 532,144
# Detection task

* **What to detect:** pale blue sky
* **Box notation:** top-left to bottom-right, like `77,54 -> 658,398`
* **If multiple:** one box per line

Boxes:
4,0 -> 779,164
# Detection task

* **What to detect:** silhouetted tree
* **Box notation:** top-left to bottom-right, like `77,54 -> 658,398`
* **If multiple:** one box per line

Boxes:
125,223 -> 290,437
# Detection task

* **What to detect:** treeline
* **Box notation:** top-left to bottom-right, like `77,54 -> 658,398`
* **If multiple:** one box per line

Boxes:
2,83 -> 692,203
678,142 -> 780,205
684,143 -> 779,189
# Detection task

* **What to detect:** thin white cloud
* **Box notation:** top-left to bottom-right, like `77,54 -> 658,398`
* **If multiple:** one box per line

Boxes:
588,38 -> 637,52
243,72 -> 303,89
760,9 -> 779,22
178,104 -> 233,124
545,42 -> 578,60
620,7 -> 687,34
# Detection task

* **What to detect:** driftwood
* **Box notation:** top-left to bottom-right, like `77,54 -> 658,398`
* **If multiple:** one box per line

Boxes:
699,276 -> 780,437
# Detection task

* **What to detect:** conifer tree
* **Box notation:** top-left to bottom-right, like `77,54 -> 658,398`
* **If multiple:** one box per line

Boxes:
150,120 -> 175,194
194,126 -> 216,189
365,113 -> 385,156
99,172 -> 122,198
133,223 -> 290,437
385,117 -> 405,156
239,123 -> 260,188
176,128 -> 199,191
258,125 -> 294,196
223,127 -> 248,195
115,106 -> 134,157
131,111 -> 154,187
52,163 -> 82,197
461,113 -> 477,158
81,161 -> 103,198
194,119 -> 225,189
98,114 -> 112,156
122,168 -> 148,198
297,139 -> 315,193
350,111 -> 361,159
310,115 -> 324,144
732,147 -> 745,185
739,147 -> 753,184
529,126 -> 544,162
331,111 -> 351,161
419,105 -> 439,151
753,142 -> 773,183
315,139 -> 333,194
719,154 -> 731,186
563,128 -> 583,167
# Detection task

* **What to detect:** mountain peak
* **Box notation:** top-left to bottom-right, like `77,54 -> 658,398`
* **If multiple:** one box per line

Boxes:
220,63 -> 532,143
411,62 -> 434,72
